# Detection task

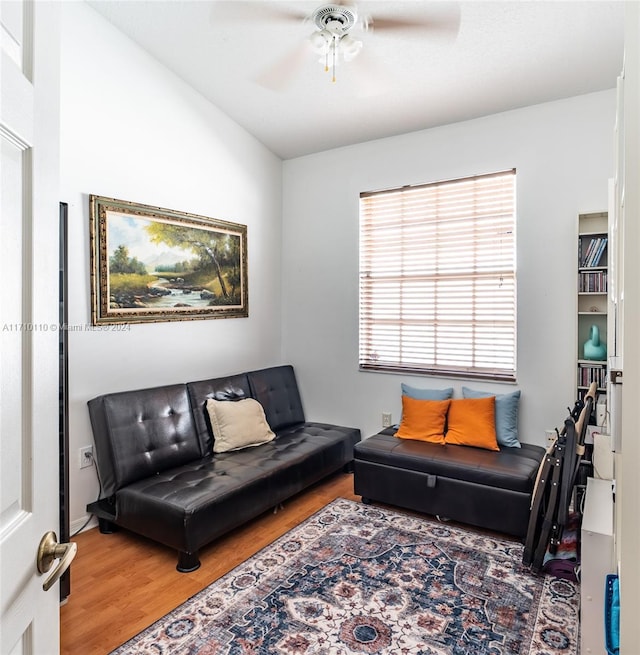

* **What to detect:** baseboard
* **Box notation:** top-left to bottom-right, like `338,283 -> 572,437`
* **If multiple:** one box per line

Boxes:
71,514 -> 98,535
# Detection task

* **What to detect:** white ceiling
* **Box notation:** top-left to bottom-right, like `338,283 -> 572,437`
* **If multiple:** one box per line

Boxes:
87,0 -> 625,159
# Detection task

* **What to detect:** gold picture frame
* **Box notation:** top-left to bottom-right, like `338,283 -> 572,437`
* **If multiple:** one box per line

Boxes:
90,195 -> 248,325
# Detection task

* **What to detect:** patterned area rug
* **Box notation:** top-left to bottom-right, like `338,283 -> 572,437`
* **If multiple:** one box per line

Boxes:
111,499 -> 579,654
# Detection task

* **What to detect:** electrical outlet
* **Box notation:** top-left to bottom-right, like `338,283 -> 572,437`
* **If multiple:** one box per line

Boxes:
79,445 -> 93,469
382,412 -> 392,428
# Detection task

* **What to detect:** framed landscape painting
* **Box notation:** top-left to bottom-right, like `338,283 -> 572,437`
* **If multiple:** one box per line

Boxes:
89,195 -> 248,325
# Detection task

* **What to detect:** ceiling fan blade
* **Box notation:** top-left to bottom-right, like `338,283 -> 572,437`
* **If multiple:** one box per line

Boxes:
210,1 -> 308,27
254,40 -> 313,91
369,5 -> 461,39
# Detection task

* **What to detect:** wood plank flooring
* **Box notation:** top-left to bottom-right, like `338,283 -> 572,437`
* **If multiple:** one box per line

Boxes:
60,472 -> 359,655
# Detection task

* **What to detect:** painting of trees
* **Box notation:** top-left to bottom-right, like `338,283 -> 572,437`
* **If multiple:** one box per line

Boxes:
109,245 -> 147,275
145,221 -> 241,302
90,194 -> 247,324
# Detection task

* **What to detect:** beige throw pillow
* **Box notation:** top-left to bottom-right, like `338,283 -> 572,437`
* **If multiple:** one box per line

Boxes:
206,398 -> 275,453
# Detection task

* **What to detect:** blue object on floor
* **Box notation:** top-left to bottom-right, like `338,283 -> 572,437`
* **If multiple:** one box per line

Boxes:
605,574 -> 620,655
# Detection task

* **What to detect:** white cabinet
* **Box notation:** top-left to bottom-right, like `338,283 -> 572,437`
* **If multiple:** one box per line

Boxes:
581,477 -> 615,654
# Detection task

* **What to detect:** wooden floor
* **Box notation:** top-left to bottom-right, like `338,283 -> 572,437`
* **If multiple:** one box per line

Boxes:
60,472 -> 359,654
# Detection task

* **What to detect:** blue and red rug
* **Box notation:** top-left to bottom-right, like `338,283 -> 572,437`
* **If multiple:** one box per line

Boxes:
111,498 -> 579,654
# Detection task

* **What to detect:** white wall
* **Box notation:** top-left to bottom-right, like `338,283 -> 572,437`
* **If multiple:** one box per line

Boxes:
60,3 -> 283,531
282,90 -> 615,444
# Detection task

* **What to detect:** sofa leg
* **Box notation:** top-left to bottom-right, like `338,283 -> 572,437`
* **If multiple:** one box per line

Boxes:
177,551 -> 201,573
361,497 -> 372,505
343,461 -> 354,473
98,518 -> 118,534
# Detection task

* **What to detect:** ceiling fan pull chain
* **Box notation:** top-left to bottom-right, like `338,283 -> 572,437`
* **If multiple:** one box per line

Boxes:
332,36 -> 337,83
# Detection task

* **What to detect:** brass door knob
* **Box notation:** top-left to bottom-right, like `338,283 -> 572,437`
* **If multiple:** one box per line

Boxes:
36,531 -> 78,591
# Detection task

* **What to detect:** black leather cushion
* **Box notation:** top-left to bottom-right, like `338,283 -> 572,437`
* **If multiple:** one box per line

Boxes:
186,374 -> 252,454
88,384 -> 200,496
354,432 -> 543,493
247,365 -> 306,431
114,421 -> 360,554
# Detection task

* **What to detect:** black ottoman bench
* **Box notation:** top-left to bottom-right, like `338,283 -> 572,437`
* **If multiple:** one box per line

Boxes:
353,429 -> 545,538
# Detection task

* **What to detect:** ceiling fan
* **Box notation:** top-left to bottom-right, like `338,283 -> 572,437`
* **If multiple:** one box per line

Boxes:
211,1 -> 461,90
308,4 -> 364,82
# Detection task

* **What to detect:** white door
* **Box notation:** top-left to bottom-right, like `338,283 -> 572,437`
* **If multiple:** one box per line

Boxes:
1,2 -> 67,654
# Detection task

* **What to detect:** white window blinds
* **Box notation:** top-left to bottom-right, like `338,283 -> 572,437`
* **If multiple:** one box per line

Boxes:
359,169 -> 516,381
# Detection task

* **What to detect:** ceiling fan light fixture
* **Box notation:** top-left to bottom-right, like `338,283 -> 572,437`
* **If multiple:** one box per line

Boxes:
309,29 -> 332,55
340,34 -> 362,61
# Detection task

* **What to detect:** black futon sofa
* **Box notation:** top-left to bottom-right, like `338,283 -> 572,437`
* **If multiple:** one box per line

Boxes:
87,365 -> 360,572
354,428 -> 545,538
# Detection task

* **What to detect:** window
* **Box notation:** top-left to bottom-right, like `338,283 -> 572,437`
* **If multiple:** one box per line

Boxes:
359,169 -> 516,381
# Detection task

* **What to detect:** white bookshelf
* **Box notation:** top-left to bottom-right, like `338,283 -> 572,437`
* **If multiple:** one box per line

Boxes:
577,212 -> 609,413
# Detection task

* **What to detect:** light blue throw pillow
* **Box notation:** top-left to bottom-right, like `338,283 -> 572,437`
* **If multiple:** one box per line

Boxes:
401,383 -> 454,400
462,387 -> 521,448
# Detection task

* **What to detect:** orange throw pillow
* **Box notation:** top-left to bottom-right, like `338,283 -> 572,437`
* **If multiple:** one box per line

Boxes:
445,397 -> 499,451
395,396 -> 450,444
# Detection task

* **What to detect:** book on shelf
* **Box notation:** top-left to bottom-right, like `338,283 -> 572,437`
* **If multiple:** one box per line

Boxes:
581,237 -> 596,267
590,237 -> 608,267
581,236 -> 608,268
578,270 -> 608,293
577,362 -> 607,388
